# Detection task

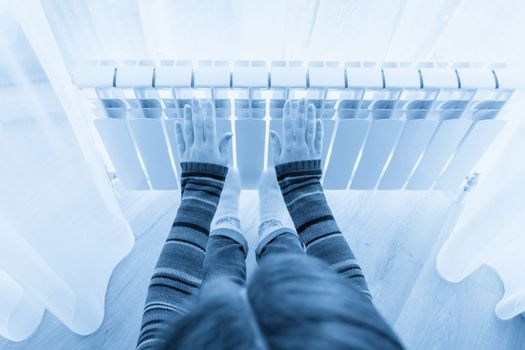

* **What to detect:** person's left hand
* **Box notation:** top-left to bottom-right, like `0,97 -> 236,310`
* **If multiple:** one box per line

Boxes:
175,99 -> 232,165
269,98 -> 323,165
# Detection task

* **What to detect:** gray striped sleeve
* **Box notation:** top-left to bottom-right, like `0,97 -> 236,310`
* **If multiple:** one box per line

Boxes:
137,162 -> 228,350
275,160 -> 371,298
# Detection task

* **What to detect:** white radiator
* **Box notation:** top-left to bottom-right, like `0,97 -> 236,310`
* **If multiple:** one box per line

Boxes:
73,61 -> 524,190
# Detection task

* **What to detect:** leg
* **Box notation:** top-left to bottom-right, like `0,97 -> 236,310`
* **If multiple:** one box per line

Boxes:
256,229 -> 304,262
255,169 -> 305,263
201,169 -> 248,290
202,223 -> 248,287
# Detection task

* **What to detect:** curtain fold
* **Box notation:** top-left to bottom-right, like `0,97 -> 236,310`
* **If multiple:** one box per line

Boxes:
437,119 -> 525,319
0,253 -> 45,342
40,0 -> 525,67
0,5 -> 134,341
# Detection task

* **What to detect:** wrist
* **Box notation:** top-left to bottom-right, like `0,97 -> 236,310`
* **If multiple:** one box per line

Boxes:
181,162 -> 228,180
275,159 -> 322,181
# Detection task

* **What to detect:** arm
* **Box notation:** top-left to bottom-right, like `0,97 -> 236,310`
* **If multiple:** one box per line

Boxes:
137,100 -> 232,350
137,162 -> 227,349
270,99 -> 371,299
275,159 -> 370,298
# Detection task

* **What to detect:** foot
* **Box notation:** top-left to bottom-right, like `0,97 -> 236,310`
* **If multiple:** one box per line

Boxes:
211,168 -> 241,232
257,168 -> 295,240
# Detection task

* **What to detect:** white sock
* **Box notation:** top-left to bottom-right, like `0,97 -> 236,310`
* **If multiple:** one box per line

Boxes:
257,168 -> 295,241
211,168 -> 241,232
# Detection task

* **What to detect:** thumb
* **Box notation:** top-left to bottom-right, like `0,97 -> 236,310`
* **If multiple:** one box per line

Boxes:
219,132 -> 233,166
269,131 -> 281,166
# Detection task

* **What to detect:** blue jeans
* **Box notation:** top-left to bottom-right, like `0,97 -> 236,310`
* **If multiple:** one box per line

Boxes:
202,229 -> 303,288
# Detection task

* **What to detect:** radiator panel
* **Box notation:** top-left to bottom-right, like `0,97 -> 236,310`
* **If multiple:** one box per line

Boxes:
323,120 -> 369,189
378,119 -> 438,190
435,119 -> 505,190
406,119 -> 472,190
350,119 -> 404,190
128,119 -> 178,190
235,119 -> 266,188
94,118 -> 149,190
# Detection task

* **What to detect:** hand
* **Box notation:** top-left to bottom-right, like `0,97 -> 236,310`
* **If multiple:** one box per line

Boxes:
175,99 -> 232,165
269,98 -> 323,165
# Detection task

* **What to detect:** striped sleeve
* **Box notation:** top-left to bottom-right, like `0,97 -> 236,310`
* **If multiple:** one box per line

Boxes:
137,162 -> 228,350
275,159 -> 371,298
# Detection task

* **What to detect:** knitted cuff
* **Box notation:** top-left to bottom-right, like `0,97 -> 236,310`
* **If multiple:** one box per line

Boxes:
181,162 -> 229,180
275,159 -> 322,180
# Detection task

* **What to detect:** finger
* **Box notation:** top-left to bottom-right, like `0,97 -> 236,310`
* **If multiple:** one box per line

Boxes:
175,121 -> 186,158
283,100 -> 293,144
305,103 -> 316,150
295,98 -> 307,143
183,104 -> 194,146
192,98 -> 204,144
219,132 -> 233,165
269,130 -> 281,166
203,99 -> 217,144
314,119 -> 323,158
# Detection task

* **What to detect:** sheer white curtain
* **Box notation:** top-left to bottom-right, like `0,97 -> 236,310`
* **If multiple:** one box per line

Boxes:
436,91 -> 525,320
0,1 -> 133,341
39,0 -> 525,68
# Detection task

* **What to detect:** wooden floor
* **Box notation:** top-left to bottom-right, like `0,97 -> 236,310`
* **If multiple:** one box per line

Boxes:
1,189 -> 524,349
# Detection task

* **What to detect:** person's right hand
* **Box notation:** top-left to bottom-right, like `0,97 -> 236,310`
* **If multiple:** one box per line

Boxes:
269,98 -> 323,165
